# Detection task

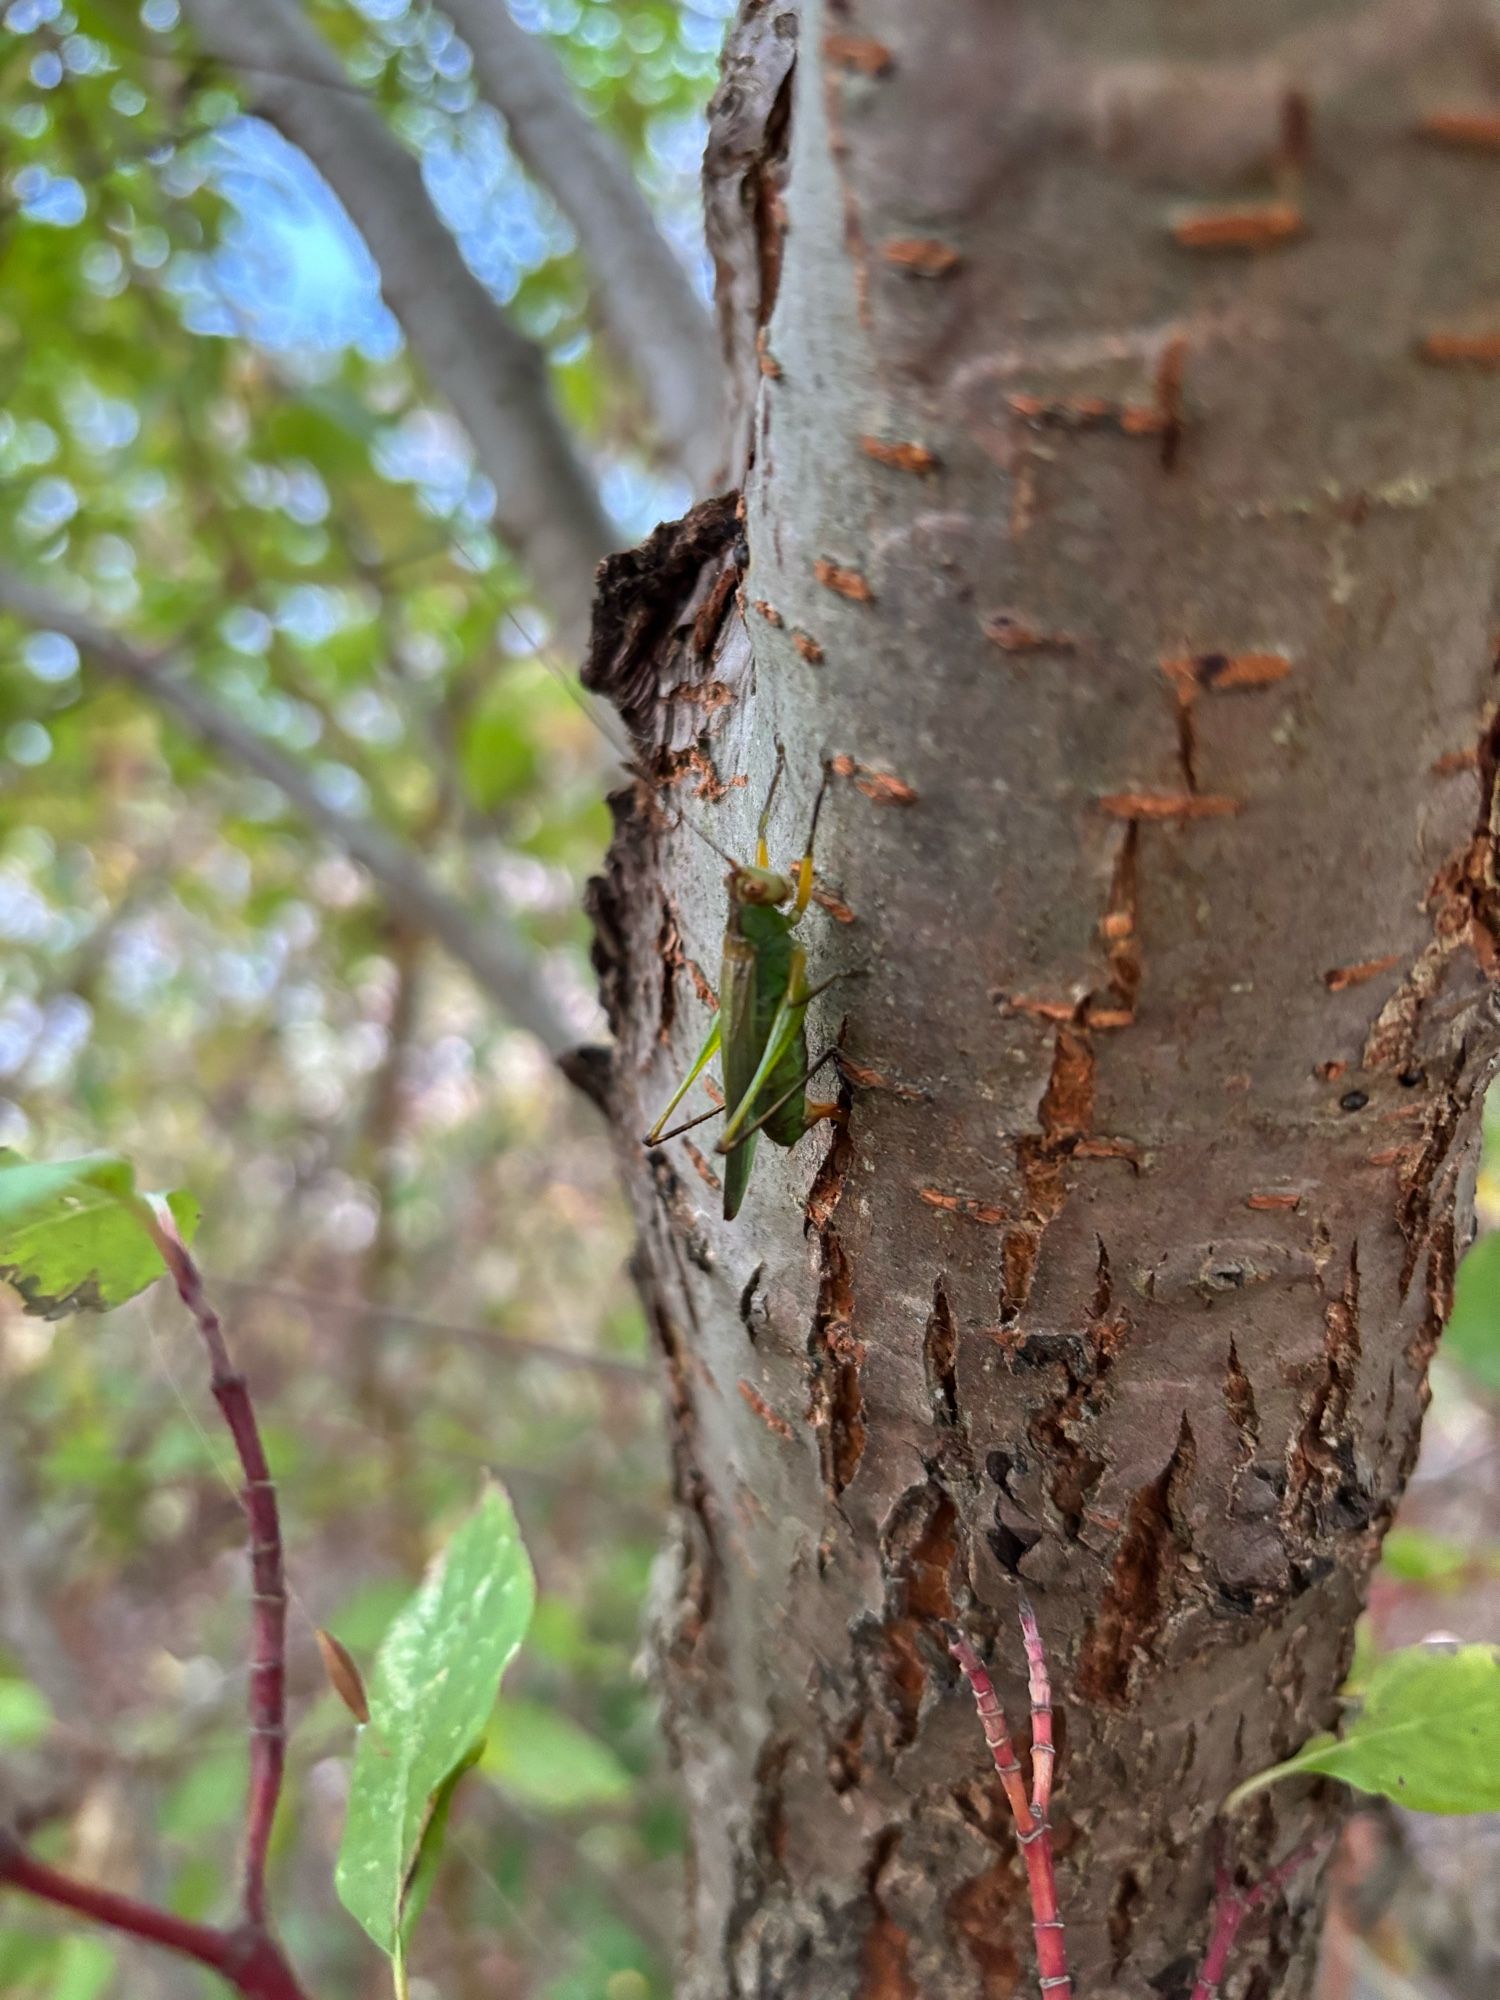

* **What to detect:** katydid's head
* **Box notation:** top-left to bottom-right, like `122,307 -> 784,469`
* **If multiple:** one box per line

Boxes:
729,862 -> 794,908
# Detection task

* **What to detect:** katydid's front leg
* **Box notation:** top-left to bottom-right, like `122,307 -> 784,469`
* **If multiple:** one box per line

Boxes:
643,1013 -> 722,1145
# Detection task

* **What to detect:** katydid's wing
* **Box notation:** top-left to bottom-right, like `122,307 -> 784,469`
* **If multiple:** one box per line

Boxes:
718,938 -> 762,1137
719,936 -> 761,1218
722,1130 -> 759,1221
719,947 -> 808,1150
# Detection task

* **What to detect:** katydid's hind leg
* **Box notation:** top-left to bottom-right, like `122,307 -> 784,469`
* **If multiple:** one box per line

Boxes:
643,1013 -> 722,1145
649,1100 -> 728,1147
715,1046 -> 842,1152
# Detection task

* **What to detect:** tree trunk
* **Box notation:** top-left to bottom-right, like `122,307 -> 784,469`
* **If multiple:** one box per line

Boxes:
586,3 -> 1500,1993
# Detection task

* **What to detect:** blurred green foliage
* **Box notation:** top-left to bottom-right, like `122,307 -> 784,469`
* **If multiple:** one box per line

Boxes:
0,0 -> 730,1992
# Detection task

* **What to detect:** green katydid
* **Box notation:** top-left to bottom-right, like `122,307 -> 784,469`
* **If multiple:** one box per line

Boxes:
645,745 -> 849,1220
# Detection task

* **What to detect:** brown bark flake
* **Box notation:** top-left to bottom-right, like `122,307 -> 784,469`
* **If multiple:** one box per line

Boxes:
808,1233 -> 866,1497
1417,108 -> 1500,151
948,1858 -> 1024,2000
1075,1422 -> 1194,1704
1323,953 -> 1401,991
830,754 -> 919,803
860,434 -> 941,474
815,557 -> 875,602
823,31 -> 893,78
812,882 -> 857,923
879,235 -> 962,277
738,1378 -> 795,1440
859,1906 -> 920,2000
1170,201 -> 1304,250
982,612 -> 1077,655
919,1186 -> 1008,1226
1161,651 -> 1292,695
1418,329 -> 1500,367
1097,791 -> 1241,821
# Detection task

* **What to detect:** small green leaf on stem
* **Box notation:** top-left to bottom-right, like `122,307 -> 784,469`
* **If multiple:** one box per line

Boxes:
1226,1641 -> 1500,1815
0,1151 -> 198,1319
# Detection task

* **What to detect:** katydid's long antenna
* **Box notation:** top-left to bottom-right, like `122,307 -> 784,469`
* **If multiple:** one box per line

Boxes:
494,606 -> 817,885
757,739 -> 787,851
497,601 -> 634,766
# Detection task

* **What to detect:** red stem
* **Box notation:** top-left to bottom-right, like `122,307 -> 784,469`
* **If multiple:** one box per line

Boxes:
1017,1593 -> 1055,1817
0,1203 -> 304,1998
949,1627 -> 1072,1999
0,1845 -> 307,2000
1190,1835 -> 1330,2000
148,1213 -> 287,1930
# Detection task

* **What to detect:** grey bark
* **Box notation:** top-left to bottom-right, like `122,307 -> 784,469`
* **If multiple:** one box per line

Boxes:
441,0 -> 724,491
180,0 -> 612,654
585,2 -> 1500,1994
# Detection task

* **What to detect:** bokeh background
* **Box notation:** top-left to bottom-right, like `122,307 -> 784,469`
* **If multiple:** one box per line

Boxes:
2,5 -> 1499,1998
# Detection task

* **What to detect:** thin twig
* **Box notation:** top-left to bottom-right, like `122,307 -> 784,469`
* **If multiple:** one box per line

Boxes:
0,567 -> 580,1057
139,1204 -> 286,1930
1191,1833 -> 1331,2000
176,0 -> 612,650
1018,1592 -> 1056,1817
0,1843 -> 306,1999
211,1276 -> 651,1380
949,1622 -> 1072,1998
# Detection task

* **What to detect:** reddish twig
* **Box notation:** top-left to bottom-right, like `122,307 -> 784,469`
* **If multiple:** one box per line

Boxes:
0,1842 -> 306,1999
1191,1833 -> 1331,2000
949,1621 -> 1072,1998
0,1203 -> 305,1998
1017,1593 -> 1055,1817
143,1207 -> 287,1929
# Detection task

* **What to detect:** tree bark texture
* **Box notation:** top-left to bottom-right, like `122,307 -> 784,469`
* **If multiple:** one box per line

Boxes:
587,4 -> 1500,1994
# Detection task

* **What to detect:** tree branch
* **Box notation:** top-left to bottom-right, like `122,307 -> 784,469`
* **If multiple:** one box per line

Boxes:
0,569 -> 580,1057
177,0 -> 612,653
0,1843 -> 307,2000
441,0 -> 723,491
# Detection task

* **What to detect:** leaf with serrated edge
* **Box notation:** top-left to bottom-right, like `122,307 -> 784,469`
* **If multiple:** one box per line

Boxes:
335,1481 -> 534,1954
0,1152 -> 199,1319
1227,1642 -> 1500,1815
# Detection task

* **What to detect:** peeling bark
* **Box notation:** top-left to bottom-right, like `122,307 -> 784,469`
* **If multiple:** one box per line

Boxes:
587,3 -> 1500,1993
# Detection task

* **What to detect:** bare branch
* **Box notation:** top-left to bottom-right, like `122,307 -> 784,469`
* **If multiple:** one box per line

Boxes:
0,569 -> 581,1058
177,0 -> 612,653
442,0 -> 723,490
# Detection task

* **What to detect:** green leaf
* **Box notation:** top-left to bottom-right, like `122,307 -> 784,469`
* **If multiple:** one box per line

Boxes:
398,1737 -> 484,1948
0,1675 -> 53,1748
51,1937 -> 115,2000
480,1700 -> 632,1811
459,683 -> 538,813
1379,1527 -> 1471,1588
1227,1642 -> 1500,1815
335,1480 -> 535,1956
0,1152 -> 198,1319
1442,1230 -> 1500,1388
